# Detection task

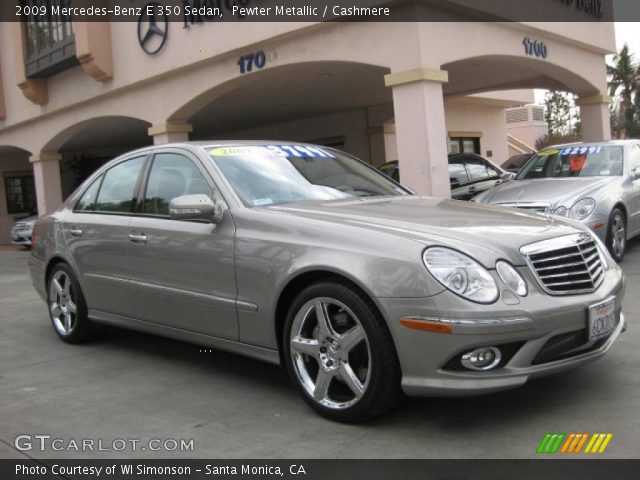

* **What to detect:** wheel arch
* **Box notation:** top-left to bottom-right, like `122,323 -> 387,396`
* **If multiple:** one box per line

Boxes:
611,202 -> 628,224
44,255 -> 74,290
273,269 -> 389,359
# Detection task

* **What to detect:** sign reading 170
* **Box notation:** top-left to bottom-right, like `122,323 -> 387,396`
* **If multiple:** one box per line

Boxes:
237,50 -> 267,74
237,49 -> 279,74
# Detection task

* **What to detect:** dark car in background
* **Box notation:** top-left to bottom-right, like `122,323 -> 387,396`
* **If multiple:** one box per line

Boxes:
502,152 -> 536,173
379,153 -> 514,200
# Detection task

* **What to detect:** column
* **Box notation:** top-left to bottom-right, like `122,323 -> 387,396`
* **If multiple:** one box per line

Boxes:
30,154 -> 63,216
576,94 -> 612,142
148,122 -> 193,145
384,68 -> 451,197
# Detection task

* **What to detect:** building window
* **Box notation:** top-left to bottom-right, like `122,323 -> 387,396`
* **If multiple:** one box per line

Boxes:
4,175 -> 37,215
449,137 -> 481,155
23,0 -> 78,78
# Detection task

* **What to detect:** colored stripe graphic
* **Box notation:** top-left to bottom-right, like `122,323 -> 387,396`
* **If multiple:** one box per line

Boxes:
539,433 -> 613,454
584,433 -> 613,454
537,433 -> 565,453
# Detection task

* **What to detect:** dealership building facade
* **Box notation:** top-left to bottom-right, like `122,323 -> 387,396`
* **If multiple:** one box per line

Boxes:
0,1 -> 617,243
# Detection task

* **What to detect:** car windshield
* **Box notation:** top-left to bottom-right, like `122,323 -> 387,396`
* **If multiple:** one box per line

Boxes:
517,145 -> 624,179
209,145 -> 409,207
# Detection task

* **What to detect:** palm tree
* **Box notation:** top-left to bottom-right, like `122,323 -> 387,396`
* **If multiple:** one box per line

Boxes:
607,43 -> 639,138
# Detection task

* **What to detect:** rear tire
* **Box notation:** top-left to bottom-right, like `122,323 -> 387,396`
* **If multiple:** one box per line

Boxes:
47,263 -> 96,343
606,208 -> 626,263
282,281 -> 403,422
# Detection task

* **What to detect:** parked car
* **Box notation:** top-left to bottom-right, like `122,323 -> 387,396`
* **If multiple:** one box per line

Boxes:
379,153 -> 514,200
29,142 -> 625,422
10,215 -> 38,246
502,152 -> 535,173
473,140 -> 640,262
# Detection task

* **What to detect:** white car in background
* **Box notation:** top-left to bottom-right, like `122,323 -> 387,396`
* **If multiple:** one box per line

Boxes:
473,140 -> 640,262
10,215 -> 38,247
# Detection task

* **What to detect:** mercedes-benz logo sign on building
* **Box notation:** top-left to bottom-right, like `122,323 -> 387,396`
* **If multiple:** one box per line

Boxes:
138,2 -> 168,55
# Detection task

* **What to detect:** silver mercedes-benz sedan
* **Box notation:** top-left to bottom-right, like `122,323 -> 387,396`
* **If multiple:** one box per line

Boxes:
473,140 -> 640,262
29,142 -> 625,422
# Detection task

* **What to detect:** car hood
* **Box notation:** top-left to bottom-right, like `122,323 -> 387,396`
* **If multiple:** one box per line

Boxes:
266,196 -> 583,266
15,215 -> 38,226
474,177 -> 621,206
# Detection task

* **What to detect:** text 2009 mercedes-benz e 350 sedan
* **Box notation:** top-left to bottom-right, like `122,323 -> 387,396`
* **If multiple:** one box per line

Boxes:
29,142 -> 625,422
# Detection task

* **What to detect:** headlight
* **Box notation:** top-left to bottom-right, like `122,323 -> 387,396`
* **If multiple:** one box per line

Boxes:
495,260 -> 528,296
423,247 -> 499,304
569,198 -> 596,220
553,206 -> 568,217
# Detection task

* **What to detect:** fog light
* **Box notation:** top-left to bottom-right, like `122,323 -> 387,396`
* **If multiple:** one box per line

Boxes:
461,347 -> 502,371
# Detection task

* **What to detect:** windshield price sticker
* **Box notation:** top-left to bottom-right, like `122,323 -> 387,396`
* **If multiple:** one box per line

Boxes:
210,145 -> 335,158
561,146 -> 602,155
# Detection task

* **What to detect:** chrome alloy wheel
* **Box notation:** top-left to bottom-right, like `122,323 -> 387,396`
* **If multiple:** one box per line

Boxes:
611,212 -> 626,259
49,270 -> 77,336
289,297 -> 371,410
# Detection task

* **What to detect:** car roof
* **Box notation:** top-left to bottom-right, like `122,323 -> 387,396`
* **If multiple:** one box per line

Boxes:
545,139 -> 639,148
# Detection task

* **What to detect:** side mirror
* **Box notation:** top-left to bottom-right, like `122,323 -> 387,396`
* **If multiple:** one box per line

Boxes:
169,194 -> 223,223
633,167 -> 640,179
501,171 -> 516,181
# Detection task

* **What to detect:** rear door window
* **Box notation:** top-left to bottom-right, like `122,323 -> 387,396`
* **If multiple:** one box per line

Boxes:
74,175 -> 102,211
448,161 -> 469,187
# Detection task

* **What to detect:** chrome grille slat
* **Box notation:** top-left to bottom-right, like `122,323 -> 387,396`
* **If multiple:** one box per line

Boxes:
536,260 -> 588,272
530,251 -> 583,264
520,233 -> 605,295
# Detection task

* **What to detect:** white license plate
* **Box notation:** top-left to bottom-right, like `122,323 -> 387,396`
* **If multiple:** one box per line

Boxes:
588,297 -> 617,342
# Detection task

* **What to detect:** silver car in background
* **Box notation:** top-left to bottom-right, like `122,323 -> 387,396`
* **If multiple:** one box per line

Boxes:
10,215 -> 38,246
29,142 -> 625,422
473,140 -> 640,262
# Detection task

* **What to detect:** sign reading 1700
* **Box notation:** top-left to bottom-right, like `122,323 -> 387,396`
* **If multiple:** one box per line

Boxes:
182,0 -> 255,27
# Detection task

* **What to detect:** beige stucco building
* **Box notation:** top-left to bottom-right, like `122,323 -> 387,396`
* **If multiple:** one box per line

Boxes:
0,1 -> 617,243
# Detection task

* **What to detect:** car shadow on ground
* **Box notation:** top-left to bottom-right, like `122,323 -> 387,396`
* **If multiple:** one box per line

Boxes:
67,234 -> 639,431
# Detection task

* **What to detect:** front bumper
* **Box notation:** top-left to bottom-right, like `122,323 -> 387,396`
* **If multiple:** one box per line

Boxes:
377,265 -> 625,397
11,232 -> 32,246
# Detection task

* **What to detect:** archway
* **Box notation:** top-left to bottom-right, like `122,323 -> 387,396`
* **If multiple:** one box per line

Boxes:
42,116 -> 152,199
170,61 -> 393,165
0,146 -> 33,244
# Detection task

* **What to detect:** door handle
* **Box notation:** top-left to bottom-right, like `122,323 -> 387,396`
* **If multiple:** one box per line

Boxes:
69,227 -> 83,237
128,232 -> 147,244
468,186 -> 477,193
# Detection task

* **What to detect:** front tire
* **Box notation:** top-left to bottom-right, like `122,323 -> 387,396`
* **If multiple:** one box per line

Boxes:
606,208 -> 626,263
48,263 -> 96,343
282,281 -> 402,422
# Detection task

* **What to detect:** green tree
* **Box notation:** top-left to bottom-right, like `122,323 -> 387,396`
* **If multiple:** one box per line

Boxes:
543,91 -> 580,136
607,43 -> 639,138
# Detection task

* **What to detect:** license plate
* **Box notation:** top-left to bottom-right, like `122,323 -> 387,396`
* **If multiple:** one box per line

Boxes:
588,297 -> 617,342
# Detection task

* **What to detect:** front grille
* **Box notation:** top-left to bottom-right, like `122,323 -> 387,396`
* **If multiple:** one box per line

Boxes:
521,233 -> 604,295
13,223 -> 29,232
532,330 -> 608,365
497,202 -> 549,213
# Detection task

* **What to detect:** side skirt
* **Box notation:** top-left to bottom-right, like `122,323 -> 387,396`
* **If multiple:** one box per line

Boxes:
88,309 -> 281,365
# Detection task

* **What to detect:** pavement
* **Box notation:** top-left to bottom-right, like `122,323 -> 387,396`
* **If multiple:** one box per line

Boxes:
0,239 -> 639,459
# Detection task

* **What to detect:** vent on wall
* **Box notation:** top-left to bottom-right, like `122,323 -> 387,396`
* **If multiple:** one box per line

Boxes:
506,106 -> 546,124
506,108 -> 529,123
531,106 -> 545,122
